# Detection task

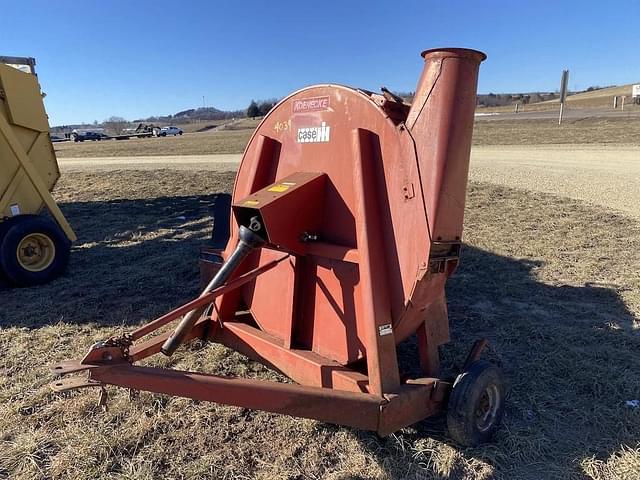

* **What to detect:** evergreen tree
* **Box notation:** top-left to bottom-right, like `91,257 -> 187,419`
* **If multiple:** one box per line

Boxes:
247,100 -> 260,118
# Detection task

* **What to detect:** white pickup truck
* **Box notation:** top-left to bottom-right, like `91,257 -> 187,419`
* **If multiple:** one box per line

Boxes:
159,126 -> 183,136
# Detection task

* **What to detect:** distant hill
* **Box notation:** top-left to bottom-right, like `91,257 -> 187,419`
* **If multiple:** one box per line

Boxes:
51,105 -> 247,131
475,83 -> 640,112
135,106 -> 245,124
540,83 -> 639,108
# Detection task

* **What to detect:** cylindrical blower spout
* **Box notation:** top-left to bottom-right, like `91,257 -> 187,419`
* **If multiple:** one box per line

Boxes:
406,48 -> 486,242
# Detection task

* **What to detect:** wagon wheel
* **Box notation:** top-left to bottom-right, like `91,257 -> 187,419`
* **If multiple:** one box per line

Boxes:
0,215 -> 71,286
446,360 -> 505,446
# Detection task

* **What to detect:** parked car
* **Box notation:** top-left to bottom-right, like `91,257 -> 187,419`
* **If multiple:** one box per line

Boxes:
159,126 -> 183,137
71,131 -> 105,142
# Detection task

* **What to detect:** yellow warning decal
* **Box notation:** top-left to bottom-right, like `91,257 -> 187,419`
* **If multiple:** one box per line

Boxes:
268,185 -> 290,193
244,200 -> 260,206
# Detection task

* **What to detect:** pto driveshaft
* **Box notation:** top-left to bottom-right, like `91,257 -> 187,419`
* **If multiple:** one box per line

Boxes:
161,225 -> 265,356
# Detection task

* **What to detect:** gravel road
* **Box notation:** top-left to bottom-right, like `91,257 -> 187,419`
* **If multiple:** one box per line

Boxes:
57,154 -> 242,172
57,144 -> 640,218
469,145 -> 640,218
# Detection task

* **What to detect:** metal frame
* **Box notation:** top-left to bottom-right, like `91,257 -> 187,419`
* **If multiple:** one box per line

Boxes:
51,47 -> 488,436
51,253 -> 453,435
0,55 -> 76,241
50,129 -> 461,434
0,56 -> 36,75
0,114 -> 77,241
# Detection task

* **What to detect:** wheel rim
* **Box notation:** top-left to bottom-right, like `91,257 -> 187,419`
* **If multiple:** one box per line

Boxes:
16,233 -> 56,272
475,384 -> 500,432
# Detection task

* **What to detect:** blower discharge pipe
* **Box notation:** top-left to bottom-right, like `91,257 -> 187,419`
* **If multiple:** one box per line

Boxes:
161,225 -> 265,356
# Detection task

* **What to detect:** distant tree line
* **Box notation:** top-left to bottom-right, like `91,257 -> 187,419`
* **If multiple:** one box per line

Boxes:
247,99 -> 278,118
103,116 -> 128,134
476,92 -> 560,107
585,85 -> 615,92
57,82 -> 620,132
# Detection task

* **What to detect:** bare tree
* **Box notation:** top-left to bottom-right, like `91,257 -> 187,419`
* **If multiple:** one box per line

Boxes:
103,116 -> 129,135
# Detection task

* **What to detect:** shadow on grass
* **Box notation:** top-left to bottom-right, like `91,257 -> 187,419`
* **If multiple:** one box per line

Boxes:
342,246 -> 640,479
0,194 -> 220,327
1,191 -> 639,479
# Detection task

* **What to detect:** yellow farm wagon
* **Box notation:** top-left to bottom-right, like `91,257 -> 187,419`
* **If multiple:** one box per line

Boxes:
0,56 -> 75,286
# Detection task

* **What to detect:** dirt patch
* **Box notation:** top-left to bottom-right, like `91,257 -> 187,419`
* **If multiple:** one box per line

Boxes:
57,154 -> 242,173
1,171 -> 639,479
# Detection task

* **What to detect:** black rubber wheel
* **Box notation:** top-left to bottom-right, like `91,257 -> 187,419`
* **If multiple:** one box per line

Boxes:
446,360 -> 505,446
0,217 -> 19,284
0,215 -> 71,287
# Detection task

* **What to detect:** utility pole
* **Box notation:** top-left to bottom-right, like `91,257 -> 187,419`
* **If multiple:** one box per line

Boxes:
558,69 -> 569,125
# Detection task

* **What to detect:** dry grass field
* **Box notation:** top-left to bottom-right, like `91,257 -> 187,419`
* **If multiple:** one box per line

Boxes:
472,116 -> 640,145
477,84 -> 640,113
53,116 -> 640,162
54,119 -> 262,159
541,84 -> 639,109
54,130 -> 252,158
1,169 -> 639,479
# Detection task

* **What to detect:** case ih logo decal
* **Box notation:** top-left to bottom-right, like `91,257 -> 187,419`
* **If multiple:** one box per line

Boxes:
297,122 -> 330,143
292,96 -> 330,113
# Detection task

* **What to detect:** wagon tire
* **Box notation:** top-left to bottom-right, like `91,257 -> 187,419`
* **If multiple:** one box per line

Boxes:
0,215 -> 71,287
446,360 -> 505,446
0,217 -> 19,282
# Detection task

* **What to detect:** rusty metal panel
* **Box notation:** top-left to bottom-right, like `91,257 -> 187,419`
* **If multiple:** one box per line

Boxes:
408,48 -> 487,242
90,364 -> 384,431
378,380 -> 447,436
233,171 -> 326,255
214,319 -> 370,392
230,48 -> 485,363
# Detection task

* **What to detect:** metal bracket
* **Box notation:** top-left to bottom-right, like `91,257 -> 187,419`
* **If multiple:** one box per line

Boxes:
49,341 -> 131,391
50,376 -> 102,392
81,340 -> 130,365
462,339 -> 488,371
50,359 -> 102,376
98,386 -> 109,411
428,240 -> 461,273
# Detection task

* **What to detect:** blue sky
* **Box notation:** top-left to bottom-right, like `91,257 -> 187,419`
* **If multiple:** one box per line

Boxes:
2,0 -> 638,126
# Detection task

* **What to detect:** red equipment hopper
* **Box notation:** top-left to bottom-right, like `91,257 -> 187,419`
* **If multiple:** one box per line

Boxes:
52,48 -> 505,446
